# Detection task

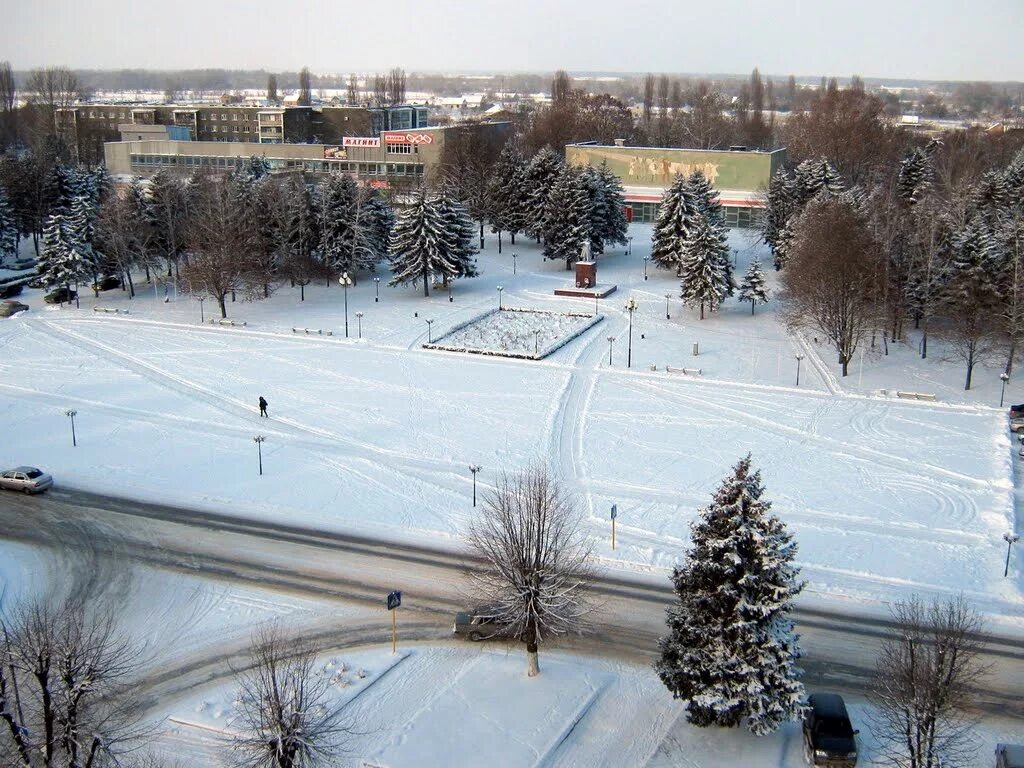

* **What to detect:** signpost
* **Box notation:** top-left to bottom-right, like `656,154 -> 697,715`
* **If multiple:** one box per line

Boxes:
610,504 -> 618,550
386,590 -> 401,654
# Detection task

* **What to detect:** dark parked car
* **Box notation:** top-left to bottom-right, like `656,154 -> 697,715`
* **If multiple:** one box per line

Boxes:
1011,404 -> 1024,418
44,287 -> 77,304
91,275 -> 121,292
453,606 -> 512,642
0,467 -> 53,494
0,282 -> 23,299
996,744 -> 1024,768
803,693 -> 858,766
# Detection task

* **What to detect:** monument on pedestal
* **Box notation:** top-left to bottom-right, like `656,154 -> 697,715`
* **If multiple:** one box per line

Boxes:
553,243 -> 618,299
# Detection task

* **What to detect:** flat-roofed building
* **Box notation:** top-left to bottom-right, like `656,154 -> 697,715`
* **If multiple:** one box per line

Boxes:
566,143 -> 787,228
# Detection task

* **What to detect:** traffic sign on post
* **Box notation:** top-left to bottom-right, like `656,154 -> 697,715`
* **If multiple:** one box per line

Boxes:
386,590 -> 402,654
610,504 -> 618,550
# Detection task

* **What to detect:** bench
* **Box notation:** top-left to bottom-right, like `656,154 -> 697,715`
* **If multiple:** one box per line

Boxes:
92,307 -> 129,315
209,318 -> 246,327
292,327 -> 333,336
666,365 -> 702,376
896,391 -> 937,401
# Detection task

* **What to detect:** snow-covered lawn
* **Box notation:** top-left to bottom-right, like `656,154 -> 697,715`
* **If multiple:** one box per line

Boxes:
426,307 -> 601,359
151,644 -> 1024,767
1,224 -> 1021,622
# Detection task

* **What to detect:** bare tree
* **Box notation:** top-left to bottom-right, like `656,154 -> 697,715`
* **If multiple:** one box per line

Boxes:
386,67 -> 406,105
781,197 -> 880,376
24,67 -> 79,140
0,584 -> 151,766
869,595 -> 988,768
372,74 -> 387,107
677,81 -> 734,150
0,61 -> 17,148
181,176 -> 257,318
551,70 -> 573,105
467,464 -> 594,677
642,74 -> 655,127
346,74 -> 359,106
266,73 -> 278,104
297,67 -> 312,107
230,625 -> 351,768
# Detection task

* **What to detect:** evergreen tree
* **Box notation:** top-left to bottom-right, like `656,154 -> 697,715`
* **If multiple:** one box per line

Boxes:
275,178 -> 324,300
436,184 -> 479,279
317,173 -> 379,273
596,162 -> 629,250
358,189 -> 395,269
793,158 -> 846,205
0,188 -> 18,260
523,147 -> 564,242
656,455 -> 804,736
388,191 -> 463,297
487,142 -> 530,251
687,170 -> 724,231
738,258 -> 770,314
679,215 -> 731,319
762,169 -> 798,270
651,174 -> 701,276
39,202 -> 93,293
542,166 -> 592,271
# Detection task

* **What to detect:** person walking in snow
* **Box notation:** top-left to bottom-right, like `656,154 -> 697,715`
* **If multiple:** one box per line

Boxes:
258,396 -> 268,418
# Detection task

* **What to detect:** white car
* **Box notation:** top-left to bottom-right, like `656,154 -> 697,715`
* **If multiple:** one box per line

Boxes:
0,466 -> 53,494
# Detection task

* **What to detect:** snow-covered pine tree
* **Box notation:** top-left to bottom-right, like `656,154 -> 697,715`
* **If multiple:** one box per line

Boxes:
738,257 -> 770,314
679,214 -> 731,319
317,173 -> 367,273
541,166 -> 592,271
794,158 -> 846,205
358,190 -> 395,268
688,170 -> 734,295
580,165 -> 609,256
388,191 -> 462,297
897,146 -> 933,206
39,203 -> 93,294
436,184 -> 479,279
651,174 -> 700,276
523,147 -> 565,242
0,189 -> 19,261
596,162 -> 629,250
487,142 -> 529,251
44,163 -> 84,217
762,169 -> 798,270
656,454 -> 804,736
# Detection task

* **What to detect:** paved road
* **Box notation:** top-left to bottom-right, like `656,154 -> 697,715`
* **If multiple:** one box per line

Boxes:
2,486 -> 1022,716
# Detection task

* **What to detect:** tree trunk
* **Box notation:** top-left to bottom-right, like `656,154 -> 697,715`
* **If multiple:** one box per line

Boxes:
750,299 -> 755,316
1006,338 -> 1017,376
526,642 -> 540,677
511,232 -> 516,245
422,268 -> 430,297
218,295 -> 227,319
300,283 -> 305,301
126,270 -> 135,298
699,302 -> 704,320
479,220 -> 484,250
841,356 -> 849,377
965,360 -> 974,390
921,330 -> 928,359
498,230 -> 502,254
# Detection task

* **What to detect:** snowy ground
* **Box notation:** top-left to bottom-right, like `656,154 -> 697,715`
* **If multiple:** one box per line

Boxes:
152,643 -> 1024,767
1,224 -> 1021,623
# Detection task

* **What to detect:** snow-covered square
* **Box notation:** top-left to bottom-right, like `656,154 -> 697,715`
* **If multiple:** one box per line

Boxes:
425,307 -> 601,359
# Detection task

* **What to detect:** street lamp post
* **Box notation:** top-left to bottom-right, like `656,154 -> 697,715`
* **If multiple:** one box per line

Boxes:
1000,372 -> 1010,408
624,296 -> 638,368
512,253 -> 518,275
664,293 -> 671,320
254,434 -> 266,476
607,335 -> 615,365
627,236 -> 633,256
795,354 -> 805,387
373,276 -> 381,303
643,255 -> 649,281
1005,532 -> 1020,577
339,272 -> 353,338
195,296 -> 205,324
65,409 -> 77,447
469,464 -> 482,506
448,281 -> 453,302
497,285 -> 504,310
425,319 -> 434,343
356,311 -> 364,339
534,329 -> 541,357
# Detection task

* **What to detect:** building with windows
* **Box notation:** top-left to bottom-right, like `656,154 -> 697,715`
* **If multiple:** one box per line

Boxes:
103,122 -> 513,194
565,143 -> 787,228
57,103 -> 431,164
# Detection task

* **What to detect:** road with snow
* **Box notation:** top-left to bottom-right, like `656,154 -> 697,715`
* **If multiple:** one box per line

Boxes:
2,487 -> 1022,717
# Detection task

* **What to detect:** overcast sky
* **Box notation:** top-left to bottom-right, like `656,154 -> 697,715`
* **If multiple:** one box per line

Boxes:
5,0 -> 1022,82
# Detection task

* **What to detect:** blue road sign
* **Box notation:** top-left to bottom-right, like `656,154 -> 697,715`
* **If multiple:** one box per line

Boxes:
610,504 -> 617,520
387,590 -> 402,610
